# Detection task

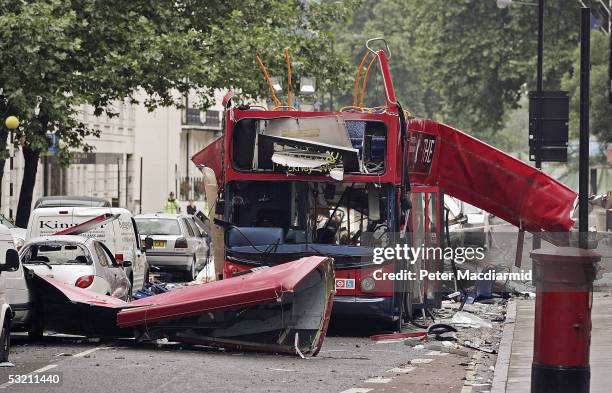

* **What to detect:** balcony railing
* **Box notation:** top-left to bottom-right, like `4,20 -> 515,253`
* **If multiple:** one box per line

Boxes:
179,176 -> 206,201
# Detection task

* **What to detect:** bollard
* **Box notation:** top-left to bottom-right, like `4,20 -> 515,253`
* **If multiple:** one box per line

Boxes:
530,247 -> 599,393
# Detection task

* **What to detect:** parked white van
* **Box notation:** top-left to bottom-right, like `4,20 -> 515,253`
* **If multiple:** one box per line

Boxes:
0,224 -> 22,360
26,207 -> 149,293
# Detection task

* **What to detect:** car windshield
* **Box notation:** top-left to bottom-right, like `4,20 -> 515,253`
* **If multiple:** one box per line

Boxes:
135,218 -> 181,235
22,242 -> 91,265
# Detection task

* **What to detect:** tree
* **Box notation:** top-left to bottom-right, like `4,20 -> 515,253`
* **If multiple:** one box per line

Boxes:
562,31 -> 612,151
0,0 -> 357,227
331,0 -> 580,150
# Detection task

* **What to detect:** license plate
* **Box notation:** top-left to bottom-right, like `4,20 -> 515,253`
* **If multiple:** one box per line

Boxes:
153,240 -> 166,248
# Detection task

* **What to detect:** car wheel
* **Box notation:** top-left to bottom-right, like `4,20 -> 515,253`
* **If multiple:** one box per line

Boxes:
0,316 -> 10,362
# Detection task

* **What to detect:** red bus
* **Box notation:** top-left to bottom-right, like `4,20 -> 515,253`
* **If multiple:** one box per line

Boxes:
192,39 -> 576,330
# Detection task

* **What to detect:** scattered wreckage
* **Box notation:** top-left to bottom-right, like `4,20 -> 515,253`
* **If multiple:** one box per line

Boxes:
26,256 -> 334,357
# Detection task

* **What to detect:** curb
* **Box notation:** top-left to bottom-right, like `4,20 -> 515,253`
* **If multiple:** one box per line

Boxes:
490,299 -> 517,393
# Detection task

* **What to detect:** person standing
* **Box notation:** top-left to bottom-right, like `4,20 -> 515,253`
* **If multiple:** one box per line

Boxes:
186,200 -> 197,215
164,192 -> 181,214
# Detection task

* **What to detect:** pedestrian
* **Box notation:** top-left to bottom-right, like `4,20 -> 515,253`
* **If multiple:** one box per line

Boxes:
164,192 -> 181,214
186,199 -> 197,215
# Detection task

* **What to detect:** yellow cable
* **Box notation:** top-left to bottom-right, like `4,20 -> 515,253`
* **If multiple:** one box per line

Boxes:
256,54 -> 281,108
284,48 -> 292,107
359,55 -> 377,110
353,52 -> 372,108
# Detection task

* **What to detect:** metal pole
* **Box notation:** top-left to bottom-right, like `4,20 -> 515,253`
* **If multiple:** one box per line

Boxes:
139,156 -> 143,214
117,157 -> 121,207
579,7 -> 591,249
43,155 -> 48,197
533,0 -> 544,250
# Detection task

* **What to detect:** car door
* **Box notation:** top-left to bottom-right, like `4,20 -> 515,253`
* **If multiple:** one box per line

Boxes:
93,241 -> 129,299
186,218 -> 208,261
130,217 -> 147,289
4,240 -> 31,325
181,218 -> 203,266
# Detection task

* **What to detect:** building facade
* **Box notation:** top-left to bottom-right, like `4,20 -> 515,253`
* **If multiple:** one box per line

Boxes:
0,92 -> 224,221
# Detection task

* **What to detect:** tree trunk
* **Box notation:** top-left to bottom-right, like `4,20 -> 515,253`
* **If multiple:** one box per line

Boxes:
15,146 -> 40,228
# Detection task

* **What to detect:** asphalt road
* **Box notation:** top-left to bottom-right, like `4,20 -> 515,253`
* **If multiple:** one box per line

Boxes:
1,325 -> 470,393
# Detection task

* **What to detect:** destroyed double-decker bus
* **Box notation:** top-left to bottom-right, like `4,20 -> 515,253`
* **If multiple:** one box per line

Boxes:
192,39 -> 577,329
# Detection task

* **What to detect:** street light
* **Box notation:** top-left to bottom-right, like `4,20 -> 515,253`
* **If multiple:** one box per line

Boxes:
299,77 -> 316,95
4,116 -> 19,130
270,77 -> 283,93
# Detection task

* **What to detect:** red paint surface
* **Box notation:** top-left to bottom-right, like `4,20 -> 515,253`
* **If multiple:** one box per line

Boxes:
408,119 -> 576,233
531,247 -> 600,367
117,256 -> 333,327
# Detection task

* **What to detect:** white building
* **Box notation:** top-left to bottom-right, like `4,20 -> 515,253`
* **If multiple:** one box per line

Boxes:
0,92 -> 224,221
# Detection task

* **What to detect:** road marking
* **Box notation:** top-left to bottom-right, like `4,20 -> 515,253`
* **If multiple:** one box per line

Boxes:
425,350 -> 449,356
410,358 -> 434,364
72,346 -> 110,358
365,377 -> 392,384
339,389 -> 373,393
0,364 -> 57,389
386,366 -> 415,373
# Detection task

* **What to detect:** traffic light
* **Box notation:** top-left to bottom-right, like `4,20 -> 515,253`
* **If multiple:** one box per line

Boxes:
528,91 -> 569,163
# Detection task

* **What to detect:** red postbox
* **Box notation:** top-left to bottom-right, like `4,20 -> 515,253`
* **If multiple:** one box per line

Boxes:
530,247 -> 600,393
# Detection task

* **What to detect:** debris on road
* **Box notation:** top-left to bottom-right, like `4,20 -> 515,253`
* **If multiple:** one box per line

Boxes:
27,256 -> 335,357
451,311 -> 493,329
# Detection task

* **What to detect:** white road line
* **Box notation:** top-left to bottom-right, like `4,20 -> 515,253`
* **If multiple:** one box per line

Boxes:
425,350 -> 449,356
409,358 -> 434,364
72,346 -> 110,358
365,377 -> 392,384
386,366 -> 415,373
0,364 -> 58,389
339,389 -> 373,393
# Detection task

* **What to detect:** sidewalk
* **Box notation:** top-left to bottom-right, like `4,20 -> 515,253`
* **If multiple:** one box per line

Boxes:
492,293 -> 612,393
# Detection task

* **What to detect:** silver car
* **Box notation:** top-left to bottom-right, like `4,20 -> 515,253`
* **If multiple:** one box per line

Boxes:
21,236 -> 131,300
135,214 -> 210,280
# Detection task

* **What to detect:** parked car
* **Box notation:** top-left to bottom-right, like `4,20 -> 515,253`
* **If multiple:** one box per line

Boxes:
33,196 -> 111,209
0,215 -> 26,250
0,225 -> 21,361
21,236 -> 131,300
461,202 -> 491,248
135,213 -> 210,280
26,207 -> 149,293
2,222 -> 42,340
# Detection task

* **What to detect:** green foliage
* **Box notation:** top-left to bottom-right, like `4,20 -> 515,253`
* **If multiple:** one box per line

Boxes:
331,0 -> 580,150
0,0 -> 357,163
562,31 -> 612,150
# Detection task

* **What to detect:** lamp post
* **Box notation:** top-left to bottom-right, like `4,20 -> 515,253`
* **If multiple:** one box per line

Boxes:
4,116 -> 19,220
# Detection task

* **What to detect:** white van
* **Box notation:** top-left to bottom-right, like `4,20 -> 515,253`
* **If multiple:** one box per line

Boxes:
26,207 -> 149,293
0,224 -> 22,360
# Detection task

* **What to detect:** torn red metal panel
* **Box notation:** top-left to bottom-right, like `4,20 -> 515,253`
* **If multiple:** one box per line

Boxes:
408,119 -> 576,233
52,213 -> 119,236
191,135 -> 224,186
28,256 -> 334,356
118,256 -> 335,356
27,272 -> 137,337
